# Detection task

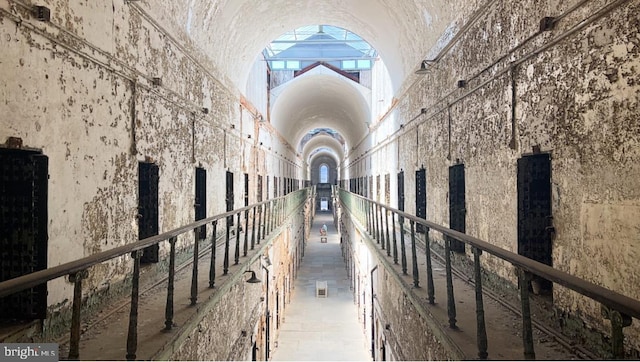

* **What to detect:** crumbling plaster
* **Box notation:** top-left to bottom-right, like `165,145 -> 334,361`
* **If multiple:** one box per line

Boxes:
347,0 -> 640,348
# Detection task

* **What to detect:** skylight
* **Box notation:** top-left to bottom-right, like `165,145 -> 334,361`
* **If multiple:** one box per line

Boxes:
264,25 -> 376,70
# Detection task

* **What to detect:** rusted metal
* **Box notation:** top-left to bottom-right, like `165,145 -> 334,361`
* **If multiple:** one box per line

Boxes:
68,270 -> 87,360
234,213 -> 241,265
400,215 -> 407,275
519,269 -> 535,360
385,208 -> 391,256
191,228 -> 199,305
473,247 -> 488,359
336,190 -> 640,322
251,207 -> 257,250
165,237 -> 177,329
243,209 -> 249,256
126,250 -> 142,360
425,229 -> 435,305
445,238 -> 457,329
410,220 -> 419,288
391,213 -> 398,265
602,305 -> 632,359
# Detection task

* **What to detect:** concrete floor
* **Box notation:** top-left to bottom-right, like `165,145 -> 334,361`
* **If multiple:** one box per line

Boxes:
270,212 -> 371,361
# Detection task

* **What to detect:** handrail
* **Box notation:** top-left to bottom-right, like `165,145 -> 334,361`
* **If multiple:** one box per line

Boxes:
0,190 -> 307,298
338,187 -> 638,359
0,187 -> 313,360
338,189 -> 640,320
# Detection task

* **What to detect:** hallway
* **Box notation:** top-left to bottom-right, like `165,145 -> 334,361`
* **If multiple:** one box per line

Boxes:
271,212 -> 370,361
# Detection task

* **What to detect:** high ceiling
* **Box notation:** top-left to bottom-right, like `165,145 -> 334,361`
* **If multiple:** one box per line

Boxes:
164,0 -> 460,162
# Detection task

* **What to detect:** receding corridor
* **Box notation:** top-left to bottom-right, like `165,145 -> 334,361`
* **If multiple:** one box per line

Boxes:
271,212 -> 370,361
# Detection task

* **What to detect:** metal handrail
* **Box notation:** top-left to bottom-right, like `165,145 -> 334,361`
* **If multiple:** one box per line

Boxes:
0,190 -> 306,298
0,187 -> 313,360
338,188 -> 639,359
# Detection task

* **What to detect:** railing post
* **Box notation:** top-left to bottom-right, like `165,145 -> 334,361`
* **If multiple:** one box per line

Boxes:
379,205 -> 386,250
251,207 -> 257,250
425,228 -> 435,305
410,220 -> 419,288
234,212 -> 241,265
224,214 -> 231,275
190,228 -> 199,305
601,305 -> 632,359
473,247 -> 488,359
445,238 -> 457,329
400,215 -> 407,275
208,222 -> 217,288
262,202 -> 268,239
385,209 -> 391,256
392,212 -> 398,265
165,237 -> 177,330
257,204 -> 263,242
519,269 -> 535,360
243,209 -> 249,256
126,250 -> 142,360
68,269 -> 88,360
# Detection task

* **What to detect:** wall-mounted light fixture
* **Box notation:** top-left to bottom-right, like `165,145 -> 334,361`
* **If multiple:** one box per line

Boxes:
244,270 -> 261,283
415,60 -> 436,75
152,77 -> 162,87
230,124 -> 235,129
457,80 -> 467,88
262,256 -> 272,267
201,107 -> 209,114
32,5 -> 50,21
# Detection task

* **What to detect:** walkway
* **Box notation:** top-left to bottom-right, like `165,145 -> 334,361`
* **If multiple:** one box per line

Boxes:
271,212 -> 371,361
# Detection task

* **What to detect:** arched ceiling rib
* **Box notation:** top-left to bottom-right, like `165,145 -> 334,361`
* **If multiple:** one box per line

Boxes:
302,134 -> 344,163
271,73 -> 369,151
186,0 -> 455,94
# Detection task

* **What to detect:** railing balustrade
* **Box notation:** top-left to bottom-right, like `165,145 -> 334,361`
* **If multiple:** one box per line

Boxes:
0,188 -> 313,360
338,188 -> 640,360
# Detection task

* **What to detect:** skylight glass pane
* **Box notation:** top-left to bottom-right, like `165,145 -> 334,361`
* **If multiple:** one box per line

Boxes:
357,60 -> 371,69
286,60 -> 300,69
272,61 -> 285,69
343,60 -> 356,69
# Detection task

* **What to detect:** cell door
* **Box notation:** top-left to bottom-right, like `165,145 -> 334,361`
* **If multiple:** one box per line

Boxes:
195,167 -> 206,240
415,167 -> 426,233
448,164 -> 466,252
139,162 -> 159,263
274,177 -> 278,198
517,153 -> 553,292
0,149 -> 48,320
257,175 -> 263,202
226,171 -> 234,225
397,170 -> 405,212
244,173 -> 249,207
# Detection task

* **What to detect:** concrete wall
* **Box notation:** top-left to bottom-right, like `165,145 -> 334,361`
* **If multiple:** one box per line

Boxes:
346,0 -> 640,351
0,0 -> 301,323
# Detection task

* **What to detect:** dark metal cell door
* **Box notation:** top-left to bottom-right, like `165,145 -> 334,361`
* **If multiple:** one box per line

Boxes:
226,171 -> 234,225
257,175 -> 263,202
415,167 -> 426,233
274,176 -> 278,198
448,164 -> 466,253
517,153 -> 553,291
244,173 -> 249,207
397,170 -> 405,212
195,167 -> 206,240
139,162 -> 159,263
0,149 -> 48,320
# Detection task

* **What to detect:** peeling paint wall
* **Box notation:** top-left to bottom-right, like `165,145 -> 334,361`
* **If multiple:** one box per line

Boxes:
0,0 -> 296,327
354,0 -> 640,353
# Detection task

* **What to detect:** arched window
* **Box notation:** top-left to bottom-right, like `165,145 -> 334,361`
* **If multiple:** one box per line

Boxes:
320,164 -> 329,183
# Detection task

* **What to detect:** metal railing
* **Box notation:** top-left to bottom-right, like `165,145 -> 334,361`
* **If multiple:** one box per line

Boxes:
338,188 -> 640,359
0,187 -> 313,360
